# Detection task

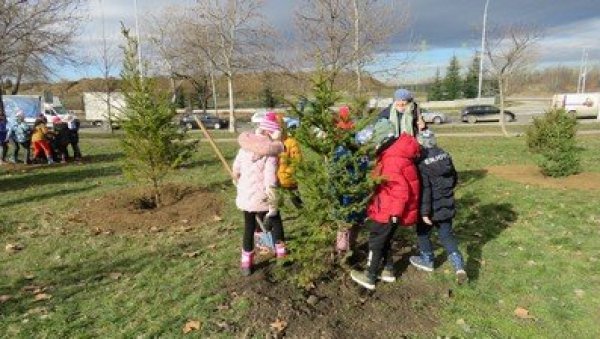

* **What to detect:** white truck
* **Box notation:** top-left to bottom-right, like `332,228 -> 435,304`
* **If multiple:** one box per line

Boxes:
551,93 -> 600,119
2,95 -> 70,126
83,92 -> 126,127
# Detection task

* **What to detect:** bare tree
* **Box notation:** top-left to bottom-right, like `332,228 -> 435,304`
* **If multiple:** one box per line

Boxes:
0,0 -> 84,115
295,0 -> 353,86
188,0 -> 272,133
485,24 -> 542,136
295,0 -> 408,91
350,0 -> 408,93
146,8 -> 214,113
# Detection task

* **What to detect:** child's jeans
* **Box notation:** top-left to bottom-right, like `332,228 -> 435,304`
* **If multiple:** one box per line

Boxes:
366,219 -> 398,280
243,211 -> 284,252
416,219 -> 460,255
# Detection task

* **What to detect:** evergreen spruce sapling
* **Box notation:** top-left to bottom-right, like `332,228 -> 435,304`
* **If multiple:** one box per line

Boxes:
526,108 -> 580,177
428,68 -> 443,101
285,73 -> 377,286
463,54 -> 480,99
119,27 -> 192,207
443,55 -> 462,100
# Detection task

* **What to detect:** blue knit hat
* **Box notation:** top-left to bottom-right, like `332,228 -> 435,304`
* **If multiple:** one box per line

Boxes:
394,88 -> 413,102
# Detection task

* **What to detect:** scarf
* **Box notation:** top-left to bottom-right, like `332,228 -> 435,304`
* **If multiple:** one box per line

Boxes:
389,102 -> 414,137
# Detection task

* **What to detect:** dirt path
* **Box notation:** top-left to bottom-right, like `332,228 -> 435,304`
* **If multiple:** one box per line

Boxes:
488,165 -> 600,191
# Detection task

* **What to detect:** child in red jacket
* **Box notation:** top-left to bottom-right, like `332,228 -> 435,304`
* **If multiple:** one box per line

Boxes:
350,120 -> 421,290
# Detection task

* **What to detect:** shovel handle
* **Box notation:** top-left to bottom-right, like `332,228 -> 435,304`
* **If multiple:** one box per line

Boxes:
192,114 -> 234,179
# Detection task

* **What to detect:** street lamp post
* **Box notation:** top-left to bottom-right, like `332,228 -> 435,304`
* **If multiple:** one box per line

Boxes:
477,0 -> 490,100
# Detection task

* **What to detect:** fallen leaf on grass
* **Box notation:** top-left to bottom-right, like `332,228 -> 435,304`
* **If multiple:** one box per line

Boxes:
22,285 -> 45,293
108,272 -> 123,280
25,307 -> 48,316
207,244 -> 217,250
514,307 -> 535,320
212,215 -> 223,222
270,318 -> 288,334
5,243 -> 24,253
456,318 -> 471,333
0,295 -> 12,303
216,303 -> 230,311
182,251 -> 200,258
574,289 -> 585,298
34,293 -> 52,302
182,320 -> 202,334
527,260 -> 537,266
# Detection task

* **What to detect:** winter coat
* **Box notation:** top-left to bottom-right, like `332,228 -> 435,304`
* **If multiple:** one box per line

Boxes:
53,122 -> 70,147
367,133 -> 421,226
233,132 -> 282,212
418,146 -> 458,222
8,121 -> 32,144
277,136 -> 301,188
31,123 -> 50,143
0,121 -> 7,142
378,103 -> 420,137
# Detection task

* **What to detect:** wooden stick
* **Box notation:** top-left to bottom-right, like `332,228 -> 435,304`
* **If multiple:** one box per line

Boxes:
192,114 -> 234,179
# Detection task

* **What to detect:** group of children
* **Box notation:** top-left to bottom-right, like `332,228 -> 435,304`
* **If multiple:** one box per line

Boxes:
0,112 -> 81,165
232,89 -> 466,290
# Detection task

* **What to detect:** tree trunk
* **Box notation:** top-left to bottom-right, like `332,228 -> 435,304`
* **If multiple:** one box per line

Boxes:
353,0 -> 362,94
498,77 -> 509,137
210,70 -> 218,116
152,178 -> 161,209
227,75 -> 236,133
11,70 -> 23,95
106,92 -> 114,134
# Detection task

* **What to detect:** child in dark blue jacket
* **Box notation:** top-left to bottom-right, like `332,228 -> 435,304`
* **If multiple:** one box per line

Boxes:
410,130 -> 467,284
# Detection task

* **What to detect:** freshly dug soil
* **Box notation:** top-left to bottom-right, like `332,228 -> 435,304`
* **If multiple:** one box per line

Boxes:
488,165 -> 600,191
70,184 -> 222,232
221,243 -> 449,338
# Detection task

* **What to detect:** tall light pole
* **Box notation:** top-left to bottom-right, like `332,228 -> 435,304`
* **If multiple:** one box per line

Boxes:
477,0 -> 490,100
134,0 -> 143,76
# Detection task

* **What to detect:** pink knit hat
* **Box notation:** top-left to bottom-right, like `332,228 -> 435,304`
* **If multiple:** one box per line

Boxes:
259,111 -> 280,134
52,116 -> 62,124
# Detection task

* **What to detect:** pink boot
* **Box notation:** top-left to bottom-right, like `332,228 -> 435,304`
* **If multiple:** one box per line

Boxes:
275,242 -> 287,258
240,250 -> 254,276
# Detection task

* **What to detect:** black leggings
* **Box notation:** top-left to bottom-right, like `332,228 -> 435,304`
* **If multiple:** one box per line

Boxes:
243,211 -> 284,252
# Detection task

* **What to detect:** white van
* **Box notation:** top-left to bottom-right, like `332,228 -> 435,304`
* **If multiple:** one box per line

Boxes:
551,93 -> 600,119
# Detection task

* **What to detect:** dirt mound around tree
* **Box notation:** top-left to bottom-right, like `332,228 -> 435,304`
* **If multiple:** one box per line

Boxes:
69,184 -> 223,233
221,244 -> 449,337
487,165 -> 600,191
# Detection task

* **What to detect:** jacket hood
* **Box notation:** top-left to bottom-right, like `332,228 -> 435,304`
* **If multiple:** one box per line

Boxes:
380,133 -> 420,160
237,131 -> 283,156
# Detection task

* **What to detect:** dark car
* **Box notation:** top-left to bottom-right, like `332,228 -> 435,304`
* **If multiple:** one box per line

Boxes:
180,113 -> 229,130
460,105 -> 516,124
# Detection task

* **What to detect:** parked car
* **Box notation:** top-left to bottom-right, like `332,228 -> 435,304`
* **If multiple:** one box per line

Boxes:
460,105 -> 516,124
180,113 -> 228,130
420,108 -> 449,124
283,116 -> 300,129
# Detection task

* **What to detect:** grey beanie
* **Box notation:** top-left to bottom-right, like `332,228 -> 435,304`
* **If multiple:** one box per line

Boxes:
417,130 -> 437,148
394,88 -> 413,102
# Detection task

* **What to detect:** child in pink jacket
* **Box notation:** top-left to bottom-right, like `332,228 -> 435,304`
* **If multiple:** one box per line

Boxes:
233,113 -> 286,276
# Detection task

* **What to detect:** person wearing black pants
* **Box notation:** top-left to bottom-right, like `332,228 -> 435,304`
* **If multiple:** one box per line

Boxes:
243,211 -> 284,253
365,219 -> 399,282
